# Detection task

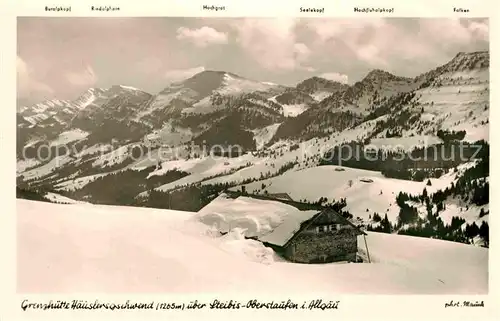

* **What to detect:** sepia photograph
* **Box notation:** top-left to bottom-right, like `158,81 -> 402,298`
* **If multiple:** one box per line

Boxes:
16,17 -> 489,295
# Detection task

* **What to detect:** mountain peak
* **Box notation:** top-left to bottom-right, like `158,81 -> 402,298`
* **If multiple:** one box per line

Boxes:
446,51 -> 489,71
365,69 -> 392,80
85,87 -> 106,95
296,76 -> 349,95
454,50 -> 488,58
118,85 -> 141,91
415,50 -> 489,85
362,69 -> 411,83
192,69 -> 245,80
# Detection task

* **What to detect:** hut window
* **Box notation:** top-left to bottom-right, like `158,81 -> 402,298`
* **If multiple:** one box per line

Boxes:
328,224 -> 342,231
316,226 -> 326,233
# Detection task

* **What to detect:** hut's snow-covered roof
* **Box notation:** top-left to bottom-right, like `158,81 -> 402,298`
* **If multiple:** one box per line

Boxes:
195,194 -> 319,246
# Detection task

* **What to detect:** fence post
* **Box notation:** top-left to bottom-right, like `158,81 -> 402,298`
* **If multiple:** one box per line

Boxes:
363,234 -> 371,263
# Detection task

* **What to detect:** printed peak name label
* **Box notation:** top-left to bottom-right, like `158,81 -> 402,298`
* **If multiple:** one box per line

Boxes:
44,6 -> 71,12
202,5 -> 226,11
300,7 -> 325,13
91,6 -> 121,11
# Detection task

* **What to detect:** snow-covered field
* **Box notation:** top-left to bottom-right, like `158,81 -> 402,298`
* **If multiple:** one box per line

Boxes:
311,91 -> 333,101
49,129 -> 89,147
282,103 -> 308,117
146,155 -> 256,193
92,145 -> 132,168
116,110 -> 486,201
16,158 -> 41,174
230,163 -> 486,224
144,122 -> 193,147
251,123 -> 281,150
369,135 -> 442,152
75,144 -> 113,158
415,70 -> 489,142
44,192 -> 89,204
17,199 -> 487,294
19,155 -> 73,181
55,173 -> 110,192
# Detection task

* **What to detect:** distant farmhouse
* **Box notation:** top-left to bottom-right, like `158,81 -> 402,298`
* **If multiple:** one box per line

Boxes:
267,192 -> 294,201
198,191 -> 368,264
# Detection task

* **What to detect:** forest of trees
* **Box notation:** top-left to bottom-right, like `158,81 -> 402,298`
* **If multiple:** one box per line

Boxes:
16,187 -> 51,203
271,109 -> 360,142
364,92 -> 417,123
192,112 -> 257,152
320,140 -> 488,182
364,151 -> 489,247
437,129 -> 466,142
59,167 -> 190,206
132,160 -> 301,212
134,181 -> 234,212
377,172 -> 487,246
366,189 -> 489,247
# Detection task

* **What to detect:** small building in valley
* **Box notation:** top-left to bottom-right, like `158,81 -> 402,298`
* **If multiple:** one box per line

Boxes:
197,192 -> 368,264
267,192 -> 294,201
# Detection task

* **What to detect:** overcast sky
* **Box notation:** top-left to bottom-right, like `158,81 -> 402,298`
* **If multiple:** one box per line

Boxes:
17,17 -> 489,105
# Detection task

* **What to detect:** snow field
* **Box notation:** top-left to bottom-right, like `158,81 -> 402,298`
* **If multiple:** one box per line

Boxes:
17,200 -> 487,294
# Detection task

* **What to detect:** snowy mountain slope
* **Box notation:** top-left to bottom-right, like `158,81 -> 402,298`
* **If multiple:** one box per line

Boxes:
16,69 -> 289,185
143,121 -> 194,147
300,69 -> 416,121
17,199 -> 487,294
16,52 -> 489,159
251,123 -> 282,150
54,173 -> 111,192
70,86 -> 153,133
17,85 -> 154,156
136,117 -> 441,194
19,99 -> 74,126
363,51 -> 489,143
264,77 -> 351,117
136,70 -> 286,120
281,103 -> 309,117
44,192 -> 89,204
272,89 -> 315,116
413,69 -> 489,142
142,154 -> 257,194
198,120 -> 387,186
48,129 -> 89,147
269,52 -> 489,143
227,163 -> 488,226
296,76 -> 350,102
16,158 -> 41,174
19,155 -> 74,182
18,53 -> 486,157
17,86 -> 143,128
